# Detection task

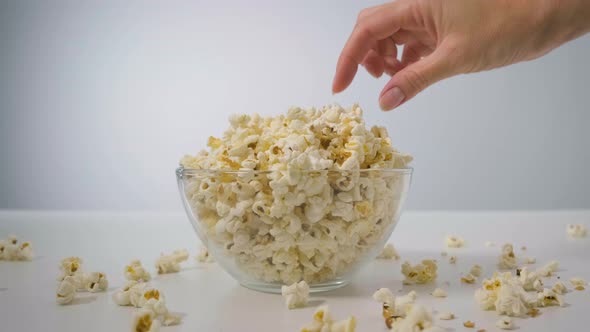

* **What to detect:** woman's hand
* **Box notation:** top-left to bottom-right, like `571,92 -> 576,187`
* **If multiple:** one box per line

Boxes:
332,0 -> 590,110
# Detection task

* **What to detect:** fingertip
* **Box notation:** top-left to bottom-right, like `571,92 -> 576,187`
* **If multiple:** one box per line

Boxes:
379,86 -> 406,111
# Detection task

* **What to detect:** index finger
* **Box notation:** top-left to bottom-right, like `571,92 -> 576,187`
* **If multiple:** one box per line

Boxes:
332,2 -> 409,93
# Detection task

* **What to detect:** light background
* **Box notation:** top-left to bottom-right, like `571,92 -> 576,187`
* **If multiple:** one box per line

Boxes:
1,0 -> 589,211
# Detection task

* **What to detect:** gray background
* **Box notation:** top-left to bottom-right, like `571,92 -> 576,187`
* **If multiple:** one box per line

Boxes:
1,0 -> 589,211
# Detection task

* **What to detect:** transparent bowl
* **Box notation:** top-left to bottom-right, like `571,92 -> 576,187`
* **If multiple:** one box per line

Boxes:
176,167 -> 412,293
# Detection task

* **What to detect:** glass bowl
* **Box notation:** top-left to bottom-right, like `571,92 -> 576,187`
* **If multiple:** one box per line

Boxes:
176,167 -> 412,293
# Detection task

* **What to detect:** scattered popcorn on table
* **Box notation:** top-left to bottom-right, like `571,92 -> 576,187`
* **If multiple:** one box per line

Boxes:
570,277 -> 586,290
497,244 -> 517,269
132,309 -> 161,332
445,235 -> 465,248
537,288 -> 564,307
437,311 -> 454,320
395,290 -> 417,315
377,243 -> 399,260
180,104 -> 412,285
373,287 -> 395,306
528,307 -> 540,317
552,281 -> 567,295
162,313 -> 182,327
485,241 -> 495,247
113,280 -> 183,327
440,251 -> 447,257
129,283 -> 149,308
495,317 -> 513,330
140,289 -> 168,316
401,260 -> 437,284
518,267 -> 543,291
389,304 -> 436,331
125,260 -> 151,282
17,241 -> 34,261
449,256 -> 457,264
566,224 -> 587,238
56,276 -> 77,305
300,306 -> 356,332
84,272 -> 109,292
520,246 -> 527,251
532,279 -> 544,292
470,265 -> 483,277
475,272 -> 536,317
155,249 -> 189,274
461,273 -> 477,284
536,260 -> 559,277
58,257 -> 83,280
330,316 -> 357,332
431,288 -> 447,298
113,280 -> 139,306
0,235 -> 34,261
0,240 -> 5,260
195,246 -> 214,263
523,257 -> 536,264
281,280 -> 310,309
463,321 -> 475,328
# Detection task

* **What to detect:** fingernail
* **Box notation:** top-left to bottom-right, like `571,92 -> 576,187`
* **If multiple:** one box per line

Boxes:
379,87 -> 405,111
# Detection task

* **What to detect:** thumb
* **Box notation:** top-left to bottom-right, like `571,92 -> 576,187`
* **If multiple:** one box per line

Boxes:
379,46 -> 454,111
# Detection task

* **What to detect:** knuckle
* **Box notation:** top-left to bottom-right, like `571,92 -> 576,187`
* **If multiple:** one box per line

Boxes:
356,22 -> 375,42
402,69 -> 429,94
357,8 -> 370,21
439,38 -> 469,73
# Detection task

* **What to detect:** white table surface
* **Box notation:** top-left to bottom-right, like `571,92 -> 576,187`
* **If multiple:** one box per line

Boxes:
1,210 -> 589,332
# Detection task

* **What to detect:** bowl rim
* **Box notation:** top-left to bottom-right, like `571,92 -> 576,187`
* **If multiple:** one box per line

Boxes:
176,166 -> 413,176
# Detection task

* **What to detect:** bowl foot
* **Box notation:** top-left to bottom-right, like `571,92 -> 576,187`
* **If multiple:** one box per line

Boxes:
240,279 -> 350,294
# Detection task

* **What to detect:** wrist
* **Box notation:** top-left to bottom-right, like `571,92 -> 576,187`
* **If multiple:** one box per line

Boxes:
542,0 -> 590,44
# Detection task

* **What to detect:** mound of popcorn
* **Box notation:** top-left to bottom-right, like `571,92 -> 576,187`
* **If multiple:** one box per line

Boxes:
180,104 -> 412,285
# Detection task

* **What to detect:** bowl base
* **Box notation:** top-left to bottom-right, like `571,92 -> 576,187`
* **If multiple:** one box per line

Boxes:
240,279 -> 350,294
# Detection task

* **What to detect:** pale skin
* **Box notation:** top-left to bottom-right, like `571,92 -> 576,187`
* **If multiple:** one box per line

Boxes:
332,0 -> 590,110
